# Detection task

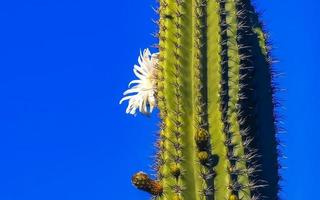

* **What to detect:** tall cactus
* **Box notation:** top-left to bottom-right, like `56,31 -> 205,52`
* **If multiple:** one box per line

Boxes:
121,0 -> 279,199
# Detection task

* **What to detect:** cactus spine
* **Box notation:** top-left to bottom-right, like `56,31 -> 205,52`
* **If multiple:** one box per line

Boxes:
133,0 -> 279,199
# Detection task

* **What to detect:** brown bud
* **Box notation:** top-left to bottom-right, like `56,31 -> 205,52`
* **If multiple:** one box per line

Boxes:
198,151 -> 209,164
132,172 -> 163,196
132,172 -> 150,190
149,180 -> 163,196
195,128 -> 209,149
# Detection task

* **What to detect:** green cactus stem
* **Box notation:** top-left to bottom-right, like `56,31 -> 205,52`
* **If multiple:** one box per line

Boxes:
131,0 -> 279,199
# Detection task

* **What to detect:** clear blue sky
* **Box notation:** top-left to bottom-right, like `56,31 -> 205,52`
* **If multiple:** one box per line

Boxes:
0,0 -> 318,199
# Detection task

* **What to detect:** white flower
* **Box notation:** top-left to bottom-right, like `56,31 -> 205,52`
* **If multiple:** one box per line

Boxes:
120,48 -> 158,115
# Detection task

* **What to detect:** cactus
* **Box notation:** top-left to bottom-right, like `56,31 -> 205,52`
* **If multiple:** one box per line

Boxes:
121,0 -> 280,199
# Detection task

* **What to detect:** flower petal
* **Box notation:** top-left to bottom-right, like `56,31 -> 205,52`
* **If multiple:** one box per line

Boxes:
120,48 -> 159,115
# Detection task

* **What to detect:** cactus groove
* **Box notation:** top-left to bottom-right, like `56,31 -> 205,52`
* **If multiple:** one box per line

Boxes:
132,0 -> 280,199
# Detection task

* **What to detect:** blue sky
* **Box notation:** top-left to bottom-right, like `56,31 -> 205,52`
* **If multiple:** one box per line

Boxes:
0,0 -> 319,199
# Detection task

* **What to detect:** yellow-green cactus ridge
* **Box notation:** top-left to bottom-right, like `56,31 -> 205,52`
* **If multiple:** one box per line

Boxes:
130,0 -> 280,199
